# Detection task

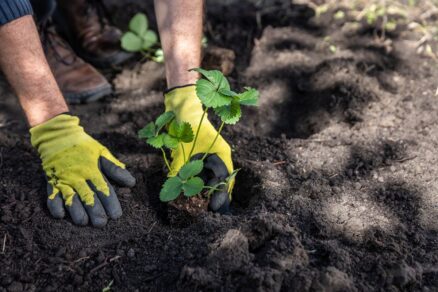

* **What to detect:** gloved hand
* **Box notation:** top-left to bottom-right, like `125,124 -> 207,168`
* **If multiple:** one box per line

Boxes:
30,114 -> 136,227
164,85 -> 234,213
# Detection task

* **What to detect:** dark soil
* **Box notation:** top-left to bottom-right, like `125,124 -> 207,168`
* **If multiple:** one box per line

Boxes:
1,0 -> 438,291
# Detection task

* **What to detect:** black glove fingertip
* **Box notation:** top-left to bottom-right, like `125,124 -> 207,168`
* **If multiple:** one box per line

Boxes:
66,195 -> 89,226
100,157 -> 136,187
209,191 -> 229,213
84,194 -> 108,228
93,179 -> 123,220
47,193 -> 65,219
46,182 -> 65,219
205,155 -> 229,179
216,198 -> 231,215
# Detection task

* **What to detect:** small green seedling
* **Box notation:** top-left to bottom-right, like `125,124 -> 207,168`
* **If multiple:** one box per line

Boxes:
102,280 -> 114,292
138,68 -> 259,203
333,10 -> 345,20
202,36 -> 208,48
358,3 -> 408,38
151,49 -> 164,63
121,13 -> 161,61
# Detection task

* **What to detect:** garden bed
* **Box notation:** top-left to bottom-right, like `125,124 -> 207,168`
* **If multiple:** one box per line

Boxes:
1,0 -> 438,291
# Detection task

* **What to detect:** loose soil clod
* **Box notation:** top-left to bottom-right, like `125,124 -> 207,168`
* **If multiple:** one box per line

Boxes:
167,196 -> 209,226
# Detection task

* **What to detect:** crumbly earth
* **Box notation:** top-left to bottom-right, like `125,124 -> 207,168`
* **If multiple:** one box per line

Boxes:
1,0 -> 438,291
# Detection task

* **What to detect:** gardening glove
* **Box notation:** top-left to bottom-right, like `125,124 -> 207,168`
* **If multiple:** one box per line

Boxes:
164,85 -> 234,213
30,114 -> 136,227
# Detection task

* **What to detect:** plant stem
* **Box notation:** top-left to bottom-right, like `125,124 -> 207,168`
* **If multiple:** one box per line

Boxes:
188,108 -> 207,159
160,148 -> 171,171
202,121 -> 225,161
203,183 -> 226,190
140,51 -> 151,62
181,143 -> 187,163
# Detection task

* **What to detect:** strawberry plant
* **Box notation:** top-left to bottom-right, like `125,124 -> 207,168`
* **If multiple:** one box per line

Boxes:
138,68 -> 259,203
121,13 -> 163,62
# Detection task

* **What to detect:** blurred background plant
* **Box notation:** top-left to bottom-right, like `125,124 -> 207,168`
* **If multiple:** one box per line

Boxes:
301,0 -> 438,59
121,13 -> 209,64
121,13 -> 164,62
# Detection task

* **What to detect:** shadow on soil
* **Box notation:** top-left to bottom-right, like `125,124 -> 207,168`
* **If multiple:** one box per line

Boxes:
250,49 -> 402,139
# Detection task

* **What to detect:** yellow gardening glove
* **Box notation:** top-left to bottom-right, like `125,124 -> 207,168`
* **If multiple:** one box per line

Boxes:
164,85 -> 234,213
30,114 -> 136,227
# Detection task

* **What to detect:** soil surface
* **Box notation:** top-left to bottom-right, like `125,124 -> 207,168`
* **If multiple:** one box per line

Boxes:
1,0 -> 438,291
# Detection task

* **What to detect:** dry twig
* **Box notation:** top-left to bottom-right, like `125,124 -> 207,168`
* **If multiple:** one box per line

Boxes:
1,233 -> 7,254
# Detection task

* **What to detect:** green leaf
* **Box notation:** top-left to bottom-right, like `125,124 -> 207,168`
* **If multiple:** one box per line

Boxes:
169,120 -> 194,143
219,88 -> 239,97
178,122 -> 194,143
191,68 -> 232,108
182,177 -> 204,197
226,169 -> 240,183
129,13 -> 148,36
138,122 -> 156,139
214,100 -> 241,124
152,49 -> 164,63
195,79 -> 232,108
141,30 -> 158,49
121,32 -> 143,52
155,111 -> 175,129
238,87 -> 259,106
178,160 -> 204,180
159,176 -> 183,202
190,68 -> 230,90
163,134 -> 179,149
147,134 -> 165,148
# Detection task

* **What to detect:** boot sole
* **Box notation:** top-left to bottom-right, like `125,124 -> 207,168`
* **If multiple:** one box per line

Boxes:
63,83 -> 112,104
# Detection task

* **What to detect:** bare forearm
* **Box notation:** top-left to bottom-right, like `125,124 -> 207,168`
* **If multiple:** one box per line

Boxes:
0,16 -> 68,127
154,0 -> 203,88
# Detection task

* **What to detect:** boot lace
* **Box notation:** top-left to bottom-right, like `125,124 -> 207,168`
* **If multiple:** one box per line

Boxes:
85,0 -> 114,32
40,21 -> 77,66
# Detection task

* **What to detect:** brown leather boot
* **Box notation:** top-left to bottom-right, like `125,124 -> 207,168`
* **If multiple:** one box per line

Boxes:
41,26 -> 112,104
55,0 -> 132,68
